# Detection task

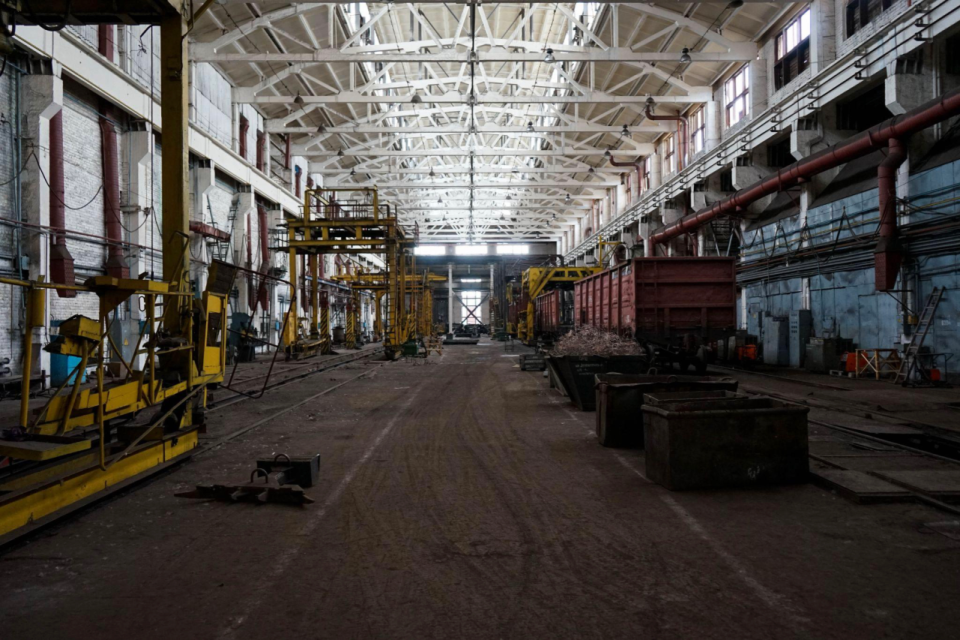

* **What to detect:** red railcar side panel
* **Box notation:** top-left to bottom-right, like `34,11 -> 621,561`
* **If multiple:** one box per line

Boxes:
573,257 -> 736,339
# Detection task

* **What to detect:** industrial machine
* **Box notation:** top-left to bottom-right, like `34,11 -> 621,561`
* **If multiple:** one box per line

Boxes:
0,4 -> 243,544
281,187 -> 418,360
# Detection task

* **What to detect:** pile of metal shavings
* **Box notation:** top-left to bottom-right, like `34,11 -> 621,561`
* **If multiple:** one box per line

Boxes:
550,326 -> 644,357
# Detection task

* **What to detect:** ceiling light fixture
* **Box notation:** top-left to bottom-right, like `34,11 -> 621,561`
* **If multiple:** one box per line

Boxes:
350,168 -> 356,176
337,148 -> 344,157
294,94 -> 304,105
411,93 -> 422,104
317,124 -> 327,133
544,48 -> 555,64
429,167 -> 435,177
565,194 -> 572,203
621,124 -> 630,137
526,122 -> 534,132
679,48 -> 692,64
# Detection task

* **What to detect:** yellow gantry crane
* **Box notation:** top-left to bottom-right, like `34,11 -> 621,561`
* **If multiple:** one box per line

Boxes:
516,265 -> 602,345
281,187 -> 417,359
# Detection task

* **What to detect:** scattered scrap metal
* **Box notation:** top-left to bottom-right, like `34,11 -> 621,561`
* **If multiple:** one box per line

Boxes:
176,453 -> 320,506
550,326 -> 644,357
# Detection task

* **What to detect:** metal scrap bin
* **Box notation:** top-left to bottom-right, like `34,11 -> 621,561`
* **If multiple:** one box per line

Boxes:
594,375 -> 740,448
642,396 -> 809,490
547,355 -> 648,411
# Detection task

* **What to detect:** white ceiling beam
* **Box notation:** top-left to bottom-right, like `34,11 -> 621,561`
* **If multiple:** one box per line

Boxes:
241,90 -> 710,105
271,124 -> 668,134
326,166 -> 628,175
195,45 -> 756,64
308,146 -> 652,162
344,181 -> 619,188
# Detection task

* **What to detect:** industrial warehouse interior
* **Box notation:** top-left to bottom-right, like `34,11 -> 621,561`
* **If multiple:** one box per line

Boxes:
2,0 -> 960,637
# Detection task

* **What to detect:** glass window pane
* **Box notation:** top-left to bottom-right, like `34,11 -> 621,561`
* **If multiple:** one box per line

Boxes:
744,66 -> 750,89
776,35 -> 784,59
786,22 -> 798,50
800,9 -> 811,39
735,72 -> 744,95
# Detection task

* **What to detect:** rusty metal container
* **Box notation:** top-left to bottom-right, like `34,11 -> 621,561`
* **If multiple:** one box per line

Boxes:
546,356 -> 648,411
574,257 -> 737,340
641,395 -> 809,490
594,375 -> 740,448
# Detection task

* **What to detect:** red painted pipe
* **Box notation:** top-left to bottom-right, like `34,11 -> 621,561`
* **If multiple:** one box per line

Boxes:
49,109 -> 76,296
246,212 -> 255,312
98,25 -> 114,62
875,138 -> 907,291
257,203 -> 270,310
99,102 -> 127,279
645,104 -> 687,172
650,87 -> 960,247
609,156 -> 643,197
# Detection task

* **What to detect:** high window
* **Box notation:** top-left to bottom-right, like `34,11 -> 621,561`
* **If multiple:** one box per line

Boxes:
663,134 -> 676,175
460,291 -> 483,325
455,244 -> 488,256
415,245 -> 446,256
496,244 -> 529,255
690,108 -> 706,155
724,65 -> 750,127
775,9 -> 811,90
846,0 -> 893,37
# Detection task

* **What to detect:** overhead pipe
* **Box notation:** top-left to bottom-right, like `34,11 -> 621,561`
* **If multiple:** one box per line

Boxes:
644,100 -> 687,173
649,87 -> 960,260
97,25 -> 114,62
99,101 -> 127,279
257,204 -> 270,310
49,109 -> 75,297
875,138 -> 907,291
607,151 -> 643,199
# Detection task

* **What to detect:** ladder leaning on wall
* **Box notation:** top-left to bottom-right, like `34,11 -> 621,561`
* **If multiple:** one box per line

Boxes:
894,287 -> 944,385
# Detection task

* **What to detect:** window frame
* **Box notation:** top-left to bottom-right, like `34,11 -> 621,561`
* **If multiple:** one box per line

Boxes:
774,9 -> 811,90
663,134 -> 677,175
689,108 -> 706,156
724,65 -> 750,128
846,0 -> 893,37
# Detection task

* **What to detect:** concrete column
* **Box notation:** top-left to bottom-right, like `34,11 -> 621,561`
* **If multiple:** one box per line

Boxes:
749,53 -> 769,116
886,54 -> 936,205
125,124 -> 153,282
648,152 -> 662,190
810,0 -> 836,76
189,159 -> 217,293
233,190 -> 256,314
123,123 -> 153,368
447,263 -> 453,334
705,100 -> 722,153
22,67 -> 63,376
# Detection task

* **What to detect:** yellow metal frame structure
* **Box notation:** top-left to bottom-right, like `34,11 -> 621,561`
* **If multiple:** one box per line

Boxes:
283,187 -> 417,357
517,266 -> 602,344
0,7 -> 232,544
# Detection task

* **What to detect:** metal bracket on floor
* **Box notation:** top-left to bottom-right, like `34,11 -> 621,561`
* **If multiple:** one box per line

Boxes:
176,453 -> 320,506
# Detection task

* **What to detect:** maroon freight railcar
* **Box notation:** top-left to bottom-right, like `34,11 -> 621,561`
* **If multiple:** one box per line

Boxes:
574,257 -> 737,371
534,289 -> 574,338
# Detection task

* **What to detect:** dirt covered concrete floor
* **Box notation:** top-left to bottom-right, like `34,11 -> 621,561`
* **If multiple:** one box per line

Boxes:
2,341 -> 959,639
